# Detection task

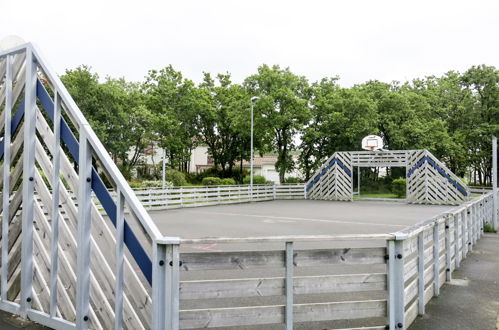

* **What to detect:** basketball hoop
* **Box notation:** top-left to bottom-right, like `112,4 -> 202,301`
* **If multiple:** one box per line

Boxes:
362,135 -> 383,151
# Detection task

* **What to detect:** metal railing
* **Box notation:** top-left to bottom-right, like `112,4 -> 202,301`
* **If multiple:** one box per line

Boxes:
0,43 -> 172,330
128,184 -> 306,210
154,191 -> 494,330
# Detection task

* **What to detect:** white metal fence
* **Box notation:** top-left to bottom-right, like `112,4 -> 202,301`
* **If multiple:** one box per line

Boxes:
130,184 -> 306,210
155,191 -> 494,330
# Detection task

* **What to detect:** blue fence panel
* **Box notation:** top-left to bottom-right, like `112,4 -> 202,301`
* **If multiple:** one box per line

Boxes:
0,99 -> 25,161
407,155 -> 467,196
306,157 -> 351,192
36,80 -> 153,284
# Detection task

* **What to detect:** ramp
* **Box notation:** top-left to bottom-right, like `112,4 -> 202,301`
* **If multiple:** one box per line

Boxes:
0,43 -> 173,329
305,152 -> 353,201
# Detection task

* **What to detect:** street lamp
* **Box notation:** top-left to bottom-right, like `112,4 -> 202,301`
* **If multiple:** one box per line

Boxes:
250,96 -> 260,194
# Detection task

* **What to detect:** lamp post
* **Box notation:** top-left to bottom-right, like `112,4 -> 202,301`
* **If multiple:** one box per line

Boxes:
493,136 -> 497,230
250,96 -> 260,196
162,147 -> 166,189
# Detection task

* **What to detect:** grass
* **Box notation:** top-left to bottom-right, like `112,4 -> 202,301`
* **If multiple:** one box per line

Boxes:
484,223 -> 497,233
354,192 -> 405,199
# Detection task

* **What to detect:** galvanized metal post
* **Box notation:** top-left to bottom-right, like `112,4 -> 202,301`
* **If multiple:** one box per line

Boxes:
49,91 -> 61,317
152,242 -> 167,329
463,209 -> 468,256
20,46 -> 37,317
115,191 -> 125,330
75,128 -> 93,329
468,207 -> 473,252
474,203 -> 478,242
1,54 -> 13,302
388,238 -> 405,330
417,232 -> 425,315
454,215 -> 460,268
493,136 -> 497,230
165,243 -> 180,330
357,166 -> 360,196
433,223 -> 440,296
285,242 -> 294,330
445,218 -> 451,281
477,203 -> 482,239
150,241 -> 182,330
162,148 -> 166,189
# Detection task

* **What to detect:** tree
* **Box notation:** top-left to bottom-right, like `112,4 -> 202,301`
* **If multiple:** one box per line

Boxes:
61,66 -> 153,178
460,65 -> 499,185
244,65 -> 311,183
196,72 -> 252,176
143,65 -> 199,172
299,78 -> 379,180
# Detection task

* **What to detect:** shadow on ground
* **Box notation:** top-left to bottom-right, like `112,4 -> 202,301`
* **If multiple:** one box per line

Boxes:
0,310 -> 48,329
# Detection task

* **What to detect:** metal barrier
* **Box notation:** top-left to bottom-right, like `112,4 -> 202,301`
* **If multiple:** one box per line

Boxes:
0,43 -> 173,330
154,192 -> 494,330
129,184 -> 306,210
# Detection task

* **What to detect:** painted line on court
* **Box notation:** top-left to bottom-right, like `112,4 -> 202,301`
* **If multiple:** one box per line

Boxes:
186,210 -> 407,228
184,243 -> 223,252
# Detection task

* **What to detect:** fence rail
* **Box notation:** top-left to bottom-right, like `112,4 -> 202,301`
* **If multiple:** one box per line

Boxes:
153,191 -> 495,330
128,184 -> 306,210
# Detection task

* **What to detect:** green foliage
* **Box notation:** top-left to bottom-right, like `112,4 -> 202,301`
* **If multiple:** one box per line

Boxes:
220,178 -> 236,185
197,73 -> 252,176
484,223 -> 497,233
243,175 -> 269,184
62,62 -> 499,187
391,178 -> 407,198
128,181 -> 143,189
285,177 -> 302,183
195,167 -> 222,182
194,167 -> 248,184
143,66 -> 199,171
245,65 -> 311,183
166,169 -> 187,186
202,177 -> 222,186
61,67 -> 153,176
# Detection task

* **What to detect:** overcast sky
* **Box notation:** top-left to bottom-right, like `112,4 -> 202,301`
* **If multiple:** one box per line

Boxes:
1,0 -> 498,86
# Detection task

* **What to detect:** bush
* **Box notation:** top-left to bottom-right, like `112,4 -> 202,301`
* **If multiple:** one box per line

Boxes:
243,175 -> 269,185
202,177 -> 222,186
220,178 -> 236,185
285,177 -> 302,184
128,180 -> 143,189
142,180 -> 174,188
484,222 -> 497,233
391,178 -> 406,198
195,167 -> 222,182
141,180 -> 161,188
166,169 -> 187,187
194,166 -> 250,184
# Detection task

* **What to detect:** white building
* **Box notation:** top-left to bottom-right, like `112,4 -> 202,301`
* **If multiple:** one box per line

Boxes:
190,146 -> 302,183
136,144 -> 302,183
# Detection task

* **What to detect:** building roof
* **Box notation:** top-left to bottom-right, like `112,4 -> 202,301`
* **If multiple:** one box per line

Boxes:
241,155 -> 278,166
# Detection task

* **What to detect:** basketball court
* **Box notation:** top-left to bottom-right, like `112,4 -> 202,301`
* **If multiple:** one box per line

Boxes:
149,199 -> 454,240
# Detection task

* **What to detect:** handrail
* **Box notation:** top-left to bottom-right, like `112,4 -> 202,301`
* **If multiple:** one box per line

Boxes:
180,233 -> 395,244
30,43 -> 165,242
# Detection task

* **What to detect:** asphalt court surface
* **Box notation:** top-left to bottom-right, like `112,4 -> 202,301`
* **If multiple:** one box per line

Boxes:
149,199 -> 454,239
146,199 -> 457,329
